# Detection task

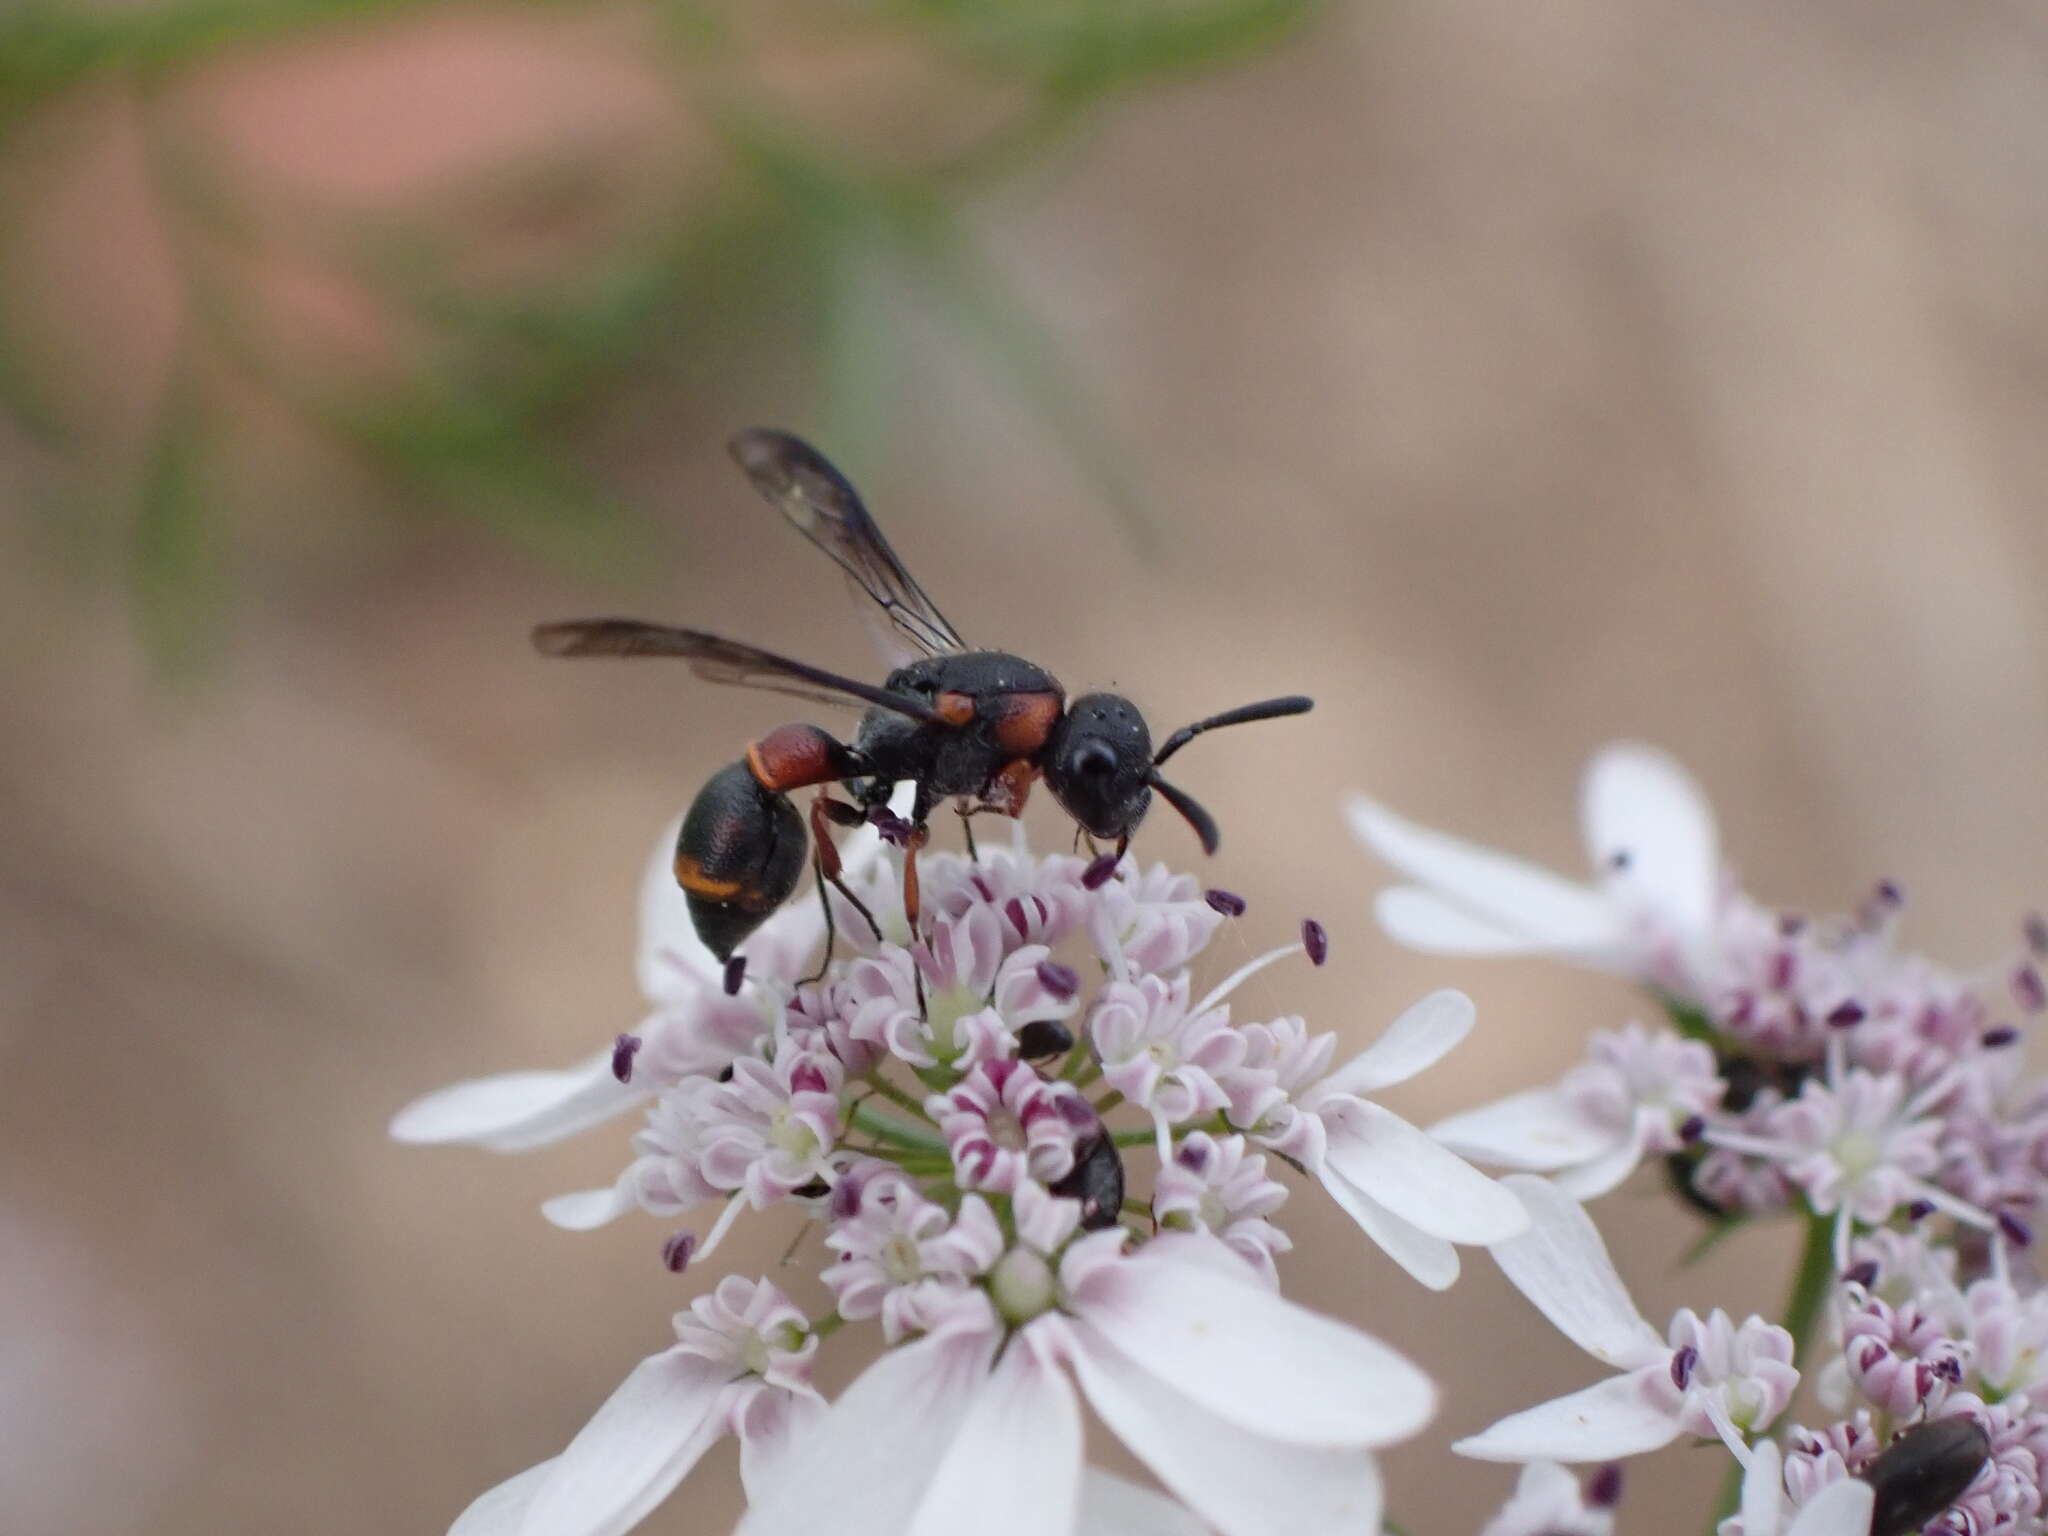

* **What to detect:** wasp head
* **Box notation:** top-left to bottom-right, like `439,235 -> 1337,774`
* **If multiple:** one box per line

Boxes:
1042,693 -> 1154,842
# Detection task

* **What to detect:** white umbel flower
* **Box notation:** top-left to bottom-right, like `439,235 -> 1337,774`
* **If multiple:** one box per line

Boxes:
448,1276 -> 822,1536
740,1232 -> 1434,1536
391,811 -> 887,1153
1228,990 -> 1530,1289
1458,1177 -> 1797,1462
1724,1439 -> 1876,1536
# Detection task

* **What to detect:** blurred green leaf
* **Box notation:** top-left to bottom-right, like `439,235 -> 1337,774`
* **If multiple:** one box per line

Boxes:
906,0 -> 1321,100
0,0 -> 1323,667
132,345 -> 228,674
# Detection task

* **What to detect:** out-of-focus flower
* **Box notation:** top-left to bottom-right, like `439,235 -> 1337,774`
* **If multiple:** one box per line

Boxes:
1348,744 -> 1720,991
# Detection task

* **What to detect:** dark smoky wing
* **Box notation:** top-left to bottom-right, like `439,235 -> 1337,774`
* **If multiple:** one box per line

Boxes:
531,620 -> 942,721
728,428 -> 968,660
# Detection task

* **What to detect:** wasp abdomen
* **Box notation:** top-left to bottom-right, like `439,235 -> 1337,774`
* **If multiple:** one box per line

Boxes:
675,761 -> 808,961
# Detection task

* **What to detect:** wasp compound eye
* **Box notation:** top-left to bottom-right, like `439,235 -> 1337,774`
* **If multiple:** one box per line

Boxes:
1864,1417 -> 1991,1536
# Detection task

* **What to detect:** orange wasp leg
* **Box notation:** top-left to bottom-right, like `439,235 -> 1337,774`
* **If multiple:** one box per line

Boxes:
802,791 -> 882,985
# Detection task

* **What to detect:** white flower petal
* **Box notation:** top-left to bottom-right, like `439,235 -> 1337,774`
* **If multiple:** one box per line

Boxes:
1548,1125 -> 1650,1202
1078,1470 -> 1212,1536
1321,1103 -> 1529,1244
1347,797 -> 1627,956
1739,1439 -> 1785,1536
520,1350 -> 730,1536
1317,1162 -> 1462,1290
1071,1334 -> 1385,1536
1376,888 -> 1555,955
1479,1461 -> 1586,1536
909,1337 -> 1081,1536
541,1181 -> 637,1232
1580,745 -> 1717,937
1077,1242 -> 1436,1447
1430,1090 -> 1621,1173
448,1458 -> 556,1536
737,1392 -> 825,1503
740,1326 -> 1000,1536
1319,989 -> 1475,1097
390,1053 -> 644,1152
1490,1177 -> 1665,1367
1453,1372 -> 1678,1463
1785,1474 -> 1875,1536
636,814 -> 716,1001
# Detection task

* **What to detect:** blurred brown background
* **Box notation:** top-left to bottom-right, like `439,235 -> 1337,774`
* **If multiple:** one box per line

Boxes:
6,2 -> 2048,1533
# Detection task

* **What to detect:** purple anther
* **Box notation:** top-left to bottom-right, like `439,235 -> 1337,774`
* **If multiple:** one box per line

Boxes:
1056,1094 -> 1101,1132
1670,1346 -> 1698,1391
1843,1261 -> 1879,1288
1908,1199 -> 1936,1222
1778,913 -> 1808,938
1875,879 -> 1905,909
789,1060 -> 831,1095
2014,966 -> 2046,1013
868,808 -> 914,847
1827,1000 -> 1867,1029
1586,1465 -> 1624,1510
723,956 -> 747,996
1175,1138 -> 1214,1173
1302,918 -> 1329,967
611,1032 -> 643,1083
2027,913 -> 2048,958
1608,849 -> 1632,871
1036,960 -> 1081,1001
1678,1114 -> 1706,1146
1205,888 -> 1247,917
829,1181 -> 862,1221
1081,852 -> 1120,890
661,1230 -> 696,1274
1983,1026 -> 2021,1050
1999,1211 -> 2035,1248
1769,950 -> 1797,991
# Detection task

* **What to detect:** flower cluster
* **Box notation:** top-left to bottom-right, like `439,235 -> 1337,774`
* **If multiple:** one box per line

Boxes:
1356,745 -> 2048,1266
397,809 -> 1528,1535
1357,744 -> 2045,1536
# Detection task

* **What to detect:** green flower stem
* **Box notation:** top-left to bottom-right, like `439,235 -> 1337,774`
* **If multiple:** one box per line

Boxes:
848,1099 -> 948,1156
1091,1089 -> 1125,1116
1111,1126 -> 1163,1149
1707,1209 -> 1835,1534
865,1074 -> 930,1118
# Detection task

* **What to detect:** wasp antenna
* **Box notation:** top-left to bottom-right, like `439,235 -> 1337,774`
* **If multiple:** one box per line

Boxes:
1148,772 -> 1221,856
533,619 -> 629,656
1152,695 -> 1313,768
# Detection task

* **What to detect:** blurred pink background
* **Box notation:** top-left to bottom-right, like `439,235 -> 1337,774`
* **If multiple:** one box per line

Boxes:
6,3 -> 2048,1533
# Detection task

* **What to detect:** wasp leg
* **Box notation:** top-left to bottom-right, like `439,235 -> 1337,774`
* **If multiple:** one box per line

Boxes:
955,800 -> 980,862
803,861 -> 838,988
802,793 -> 883,984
